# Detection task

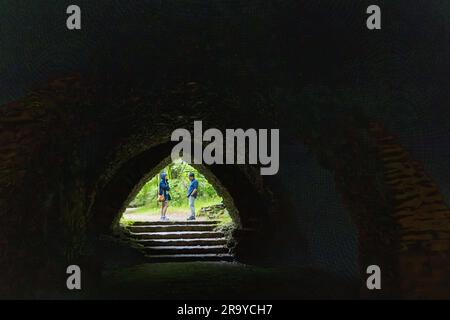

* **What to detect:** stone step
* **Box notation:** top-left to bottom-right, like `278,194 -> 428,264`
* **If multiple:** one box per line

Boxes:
128,231 -> 225,240
130,220 -> 220,226
143,245 -> 229,255
121,219 -> 233,263
145,253 -> 234,263
127,224 -> 216,233
132,238 -> 228,246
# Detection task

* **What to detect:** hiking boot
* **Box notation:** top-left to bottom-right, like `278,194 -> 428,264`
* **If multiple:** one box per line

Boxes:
187,215 -> 196,221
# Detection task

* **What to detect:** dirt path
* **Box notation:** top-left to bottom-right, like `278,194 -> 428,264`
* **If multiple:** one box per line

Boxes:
123,208 -> 210,222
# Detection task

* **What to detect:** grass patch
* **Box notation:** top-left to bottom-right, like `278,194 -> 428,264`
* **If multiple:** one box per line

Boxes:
119,197 -> 228,224
131,197 -> 223,216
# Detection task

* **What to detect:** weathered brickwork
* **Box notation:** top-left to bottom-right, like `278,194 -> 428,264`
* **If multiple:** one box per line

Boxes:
370,123 -> 450,298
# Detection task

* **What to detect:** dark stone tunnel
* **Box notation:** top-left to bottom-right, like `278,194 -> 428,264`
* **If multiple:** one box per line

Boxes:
0,0 -> 449,299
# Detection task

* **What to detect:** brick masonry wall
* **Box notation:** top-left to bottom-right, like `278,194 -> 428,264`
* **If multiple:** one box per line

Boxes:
370,123 -> 450,298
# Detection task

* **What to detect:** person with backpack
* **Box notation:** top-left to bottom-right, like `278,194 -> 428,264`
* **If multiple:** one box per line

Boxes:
158,172 -> 171,221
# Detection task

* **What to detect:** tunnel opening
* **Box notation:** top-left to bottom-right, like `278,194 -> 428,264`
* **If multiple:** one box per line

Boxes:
91,141 -> 360,299
117,159 -> 238,263
121,160 -> 234,222
90,140 -> 274,264
92,145 -> 344,299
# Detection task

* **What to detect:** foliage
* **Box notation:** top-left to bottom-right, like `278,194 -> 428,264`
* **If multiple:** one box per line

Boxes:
128,160 -> 222,208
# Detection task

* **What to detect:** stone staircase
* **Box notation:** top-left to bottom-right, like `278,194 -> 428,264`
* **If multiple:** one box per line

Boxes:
123,220 -> 234,262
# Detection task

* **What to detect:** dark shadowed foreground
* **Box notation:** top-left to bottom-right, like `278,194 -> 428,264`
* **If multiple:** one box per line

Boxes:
99,262 -> 358,300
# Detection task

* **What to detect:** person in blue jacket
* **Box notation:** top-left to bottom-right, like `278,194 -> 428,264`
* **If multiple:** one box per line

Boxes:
159,172 -> 171,221
186,172 -> 199,220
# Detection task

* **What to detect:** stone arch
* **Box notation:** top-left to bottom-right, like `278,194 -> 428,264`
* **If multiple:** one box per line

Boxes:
90,141 -> 271,234
1,76 -> 449,299
0,98 -> 387,296
89,138 -> 280,265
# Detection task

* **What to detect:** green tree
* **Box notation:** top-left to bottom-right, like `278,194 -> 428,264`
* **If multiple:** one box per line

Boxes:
128,160 -> 222,208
